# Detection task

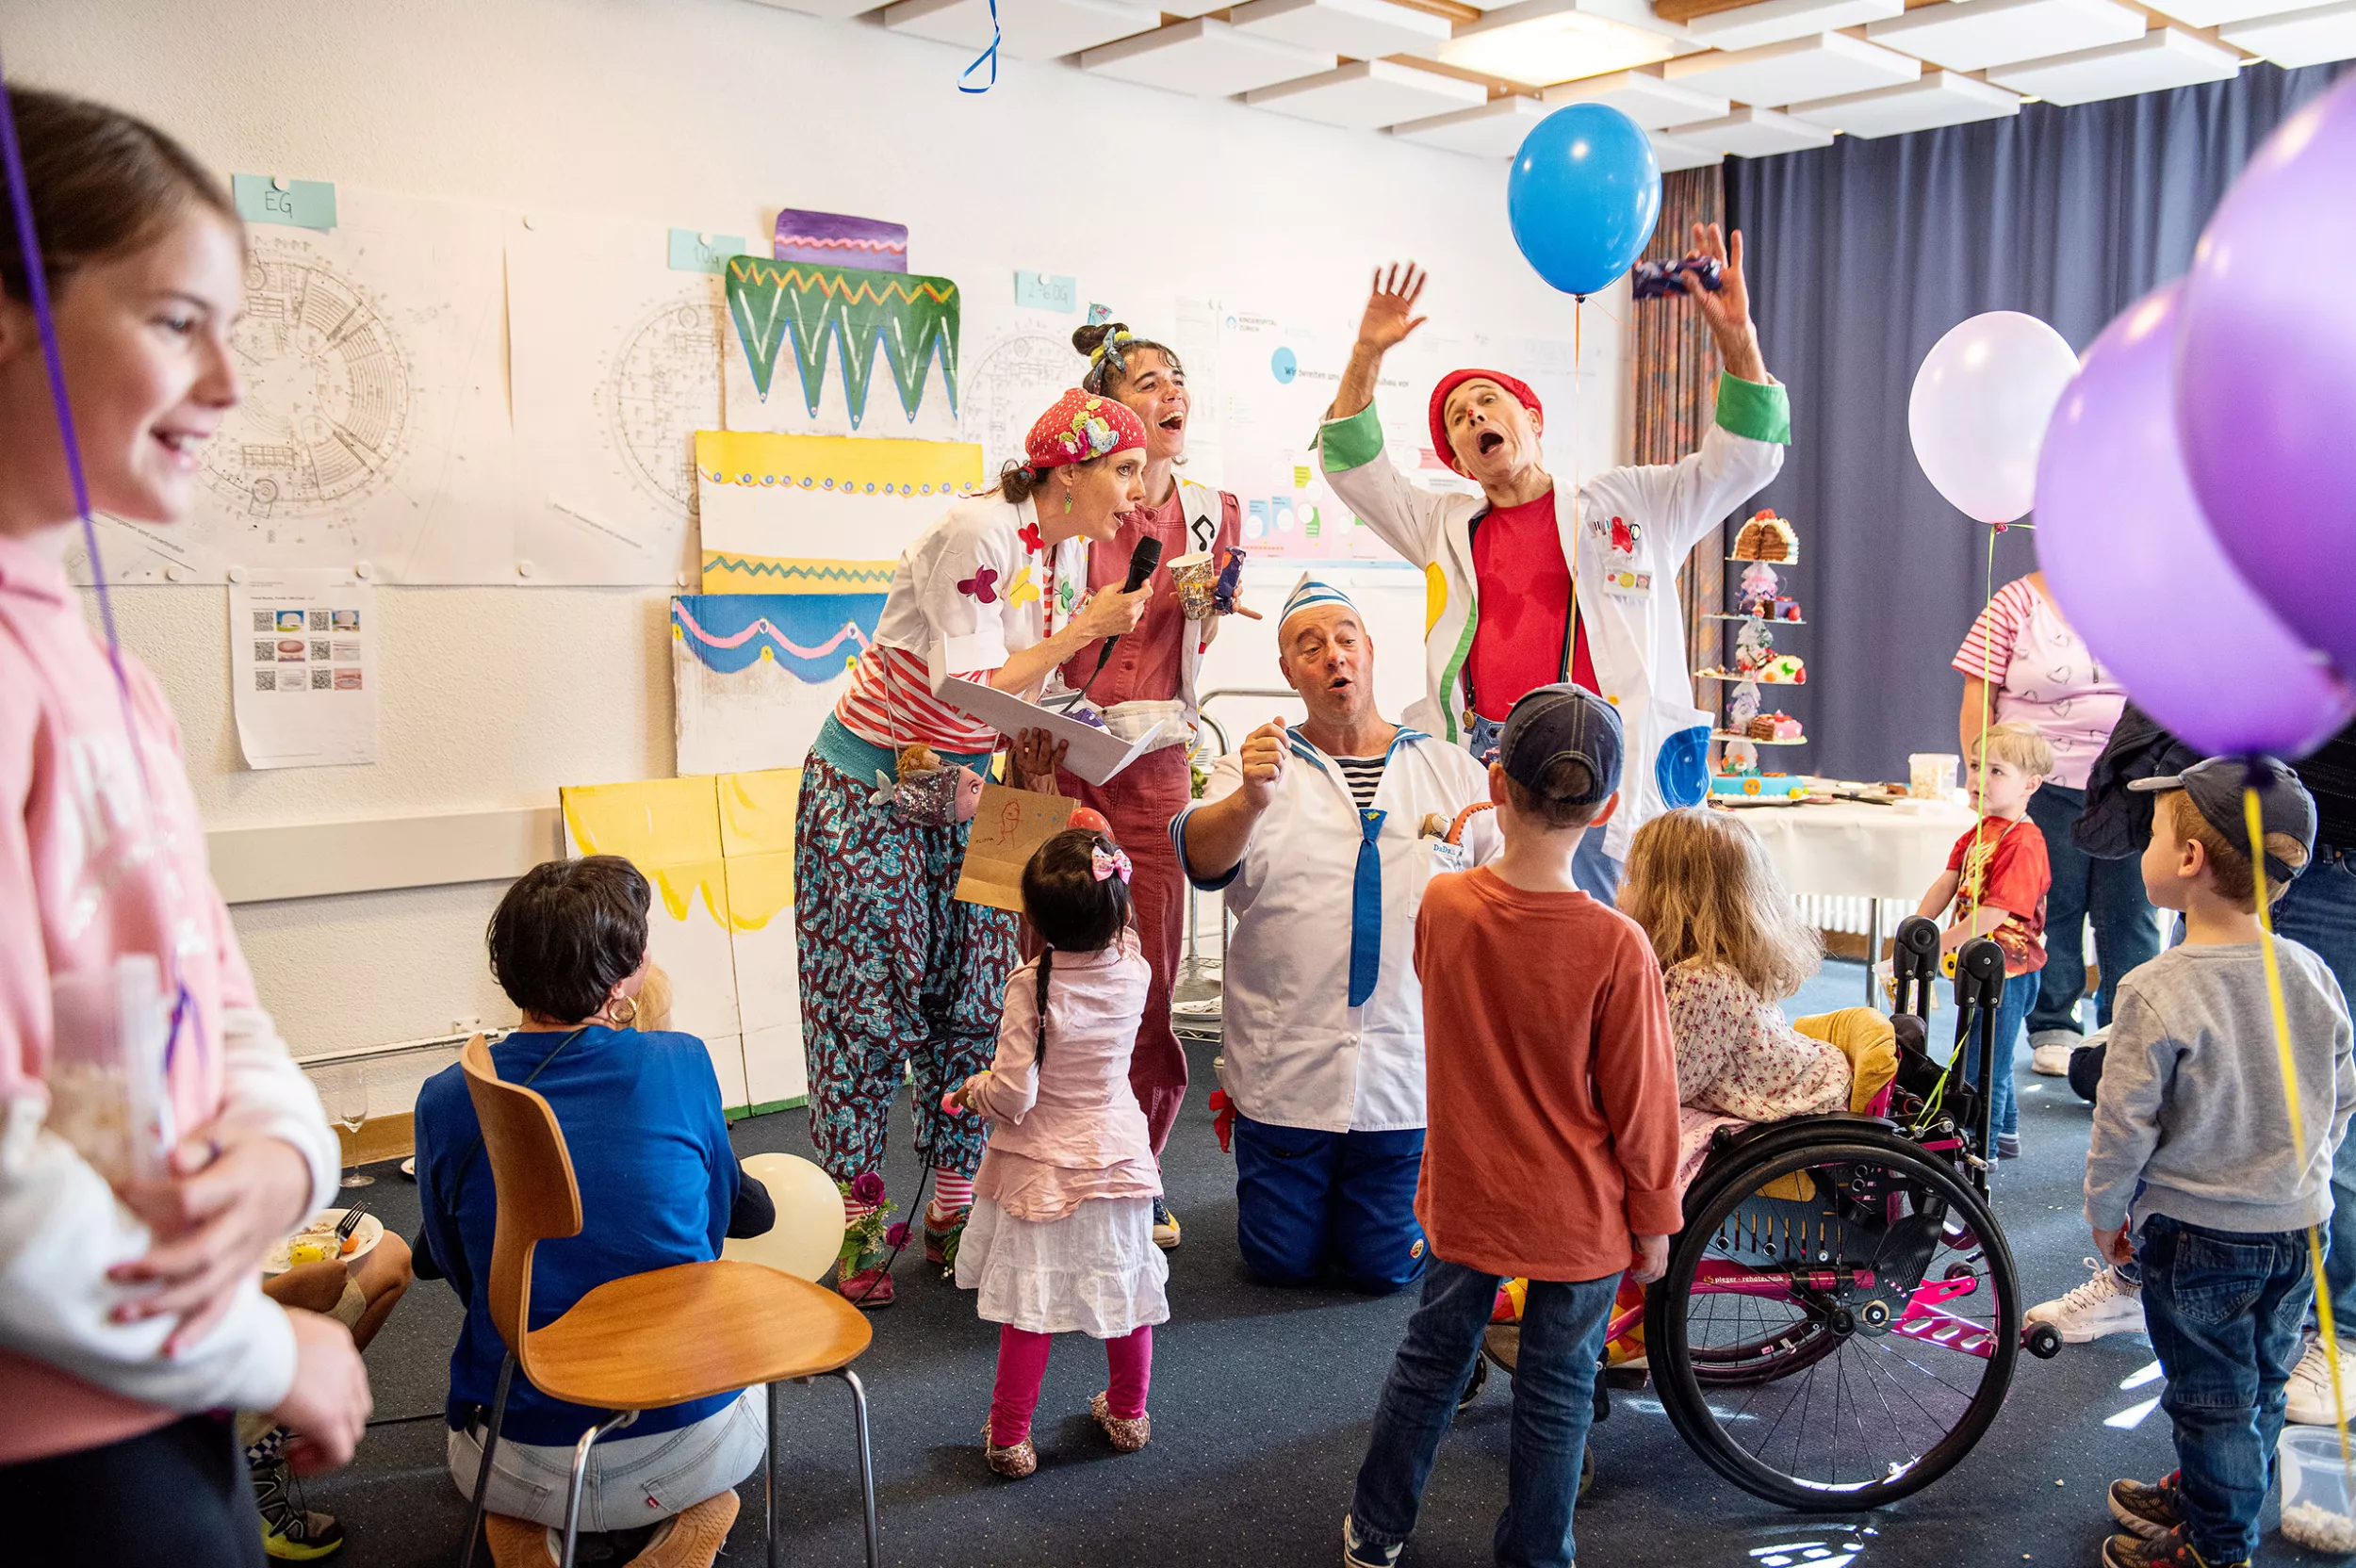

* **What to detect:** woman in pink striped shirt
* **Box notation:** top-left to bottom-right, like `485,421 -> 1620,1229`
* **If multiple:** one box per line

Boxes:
0,90 -> 368,1564
797,389 -> 1154,1306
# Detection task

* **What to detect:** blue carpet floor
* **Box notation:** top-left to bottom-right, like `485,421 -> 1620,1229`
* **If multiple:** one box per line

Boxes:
298,959 -> 2335,1565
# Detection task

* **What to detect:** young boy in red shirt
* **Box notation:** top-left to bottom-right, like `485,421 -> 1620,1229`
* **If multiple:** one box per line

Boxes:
1343,685 -> 1679,1568
1913,720 -> 2054,1161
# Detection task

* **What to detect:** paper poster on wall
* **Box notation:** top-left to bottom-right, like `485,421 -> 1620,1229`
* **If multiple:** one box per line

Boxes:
226,568 -> 379,769
560,776 -> 748,1110
671,593 -> 884,776
772,209 -> 908,273
561,770 -> 811,1114
721,256 -> 961,440
695,430 -> 981,592
77,188 -> 517,586
506,212 -> 724,585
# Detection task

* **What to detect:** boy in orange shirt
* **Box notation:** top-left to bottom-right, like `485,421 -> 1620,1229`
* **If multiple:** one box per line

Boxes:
1343,684 -> 1679,1568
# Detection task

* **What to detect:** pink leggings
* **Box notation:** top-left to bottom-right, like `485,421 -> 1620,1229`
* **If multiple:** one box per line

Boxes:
990,1324 -> 1153,1446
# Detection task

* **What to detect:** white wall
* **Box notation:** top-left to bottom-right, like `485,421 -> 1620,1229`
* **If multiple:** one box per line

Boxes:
7,0 -> 1628,1071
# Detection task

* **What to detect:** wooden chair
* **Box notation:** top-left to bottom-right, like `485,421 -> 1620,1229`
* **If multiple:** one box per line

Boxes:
453,1036 -> 878,1568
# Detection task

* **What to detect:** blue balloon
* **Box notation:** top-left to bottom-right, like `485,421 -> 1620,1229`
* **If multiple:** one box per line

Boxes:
1508,105 -> 1661,298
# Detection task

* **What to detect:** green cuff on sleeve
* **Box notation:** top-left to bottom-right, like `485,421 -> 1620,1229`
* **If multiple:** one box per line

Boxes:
1318,402 -> 1385,473
1713,373 -> 1791,446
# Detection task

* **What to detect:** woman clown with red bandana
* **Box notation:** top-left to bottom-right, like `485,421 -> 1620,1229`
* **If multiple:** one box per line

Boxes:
794,389 -> 1155,1306
1317,228 -> 1791,903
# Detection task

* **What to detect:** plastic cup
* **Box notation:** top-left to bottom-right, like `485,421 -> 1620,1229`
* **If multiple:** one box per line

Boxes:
1908,752 -> 1959,801
2280,1426 -> 2356,1552
1169,551 -> 1218,621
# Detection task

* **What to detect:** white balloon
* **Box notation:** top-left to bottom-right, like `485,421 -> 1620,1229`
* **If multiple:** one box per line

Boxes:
1907,312 -> 2080,525
721,1152 -> 846,1282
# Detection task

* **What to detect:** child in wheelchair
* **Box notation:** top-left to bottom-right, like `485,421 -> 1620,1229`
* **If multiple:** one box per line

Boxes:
1622,808 -> 1902,1186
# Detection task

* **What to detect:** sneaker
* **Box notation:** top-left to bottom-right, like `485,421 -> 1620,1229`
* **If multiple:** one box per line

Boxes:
2030,1029 -> 2080,1075
2102,1524 -> 2247,1567
1089,1389 -> 1152,1452
2027,1259 -> 2145,1343
924,1202 -> 970,1269
481,1514 -> 558,1568
1996,1133 -> 2021,1160
633,1491 -> 738,1568
981,1422 -> 1037,1479
253,1455 -> 345,1560
1152,1195 -> 1181,1250
2108,1471 -> 2184,1540
2287,1338 -> 2356,1425
1342,1515 -> 1402,1568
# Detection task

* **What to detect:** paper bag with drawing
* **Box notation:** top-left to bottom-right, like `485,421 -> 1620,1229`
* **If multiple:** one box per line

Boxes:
953,782 -> 1076,912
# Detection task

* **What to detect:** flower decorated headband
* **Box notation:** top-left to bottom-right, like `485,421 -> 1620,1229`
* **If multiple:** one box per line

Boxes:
1091,843 -> 1133,884
1017,387 -> 1148,481
1088,324 -> 1135,368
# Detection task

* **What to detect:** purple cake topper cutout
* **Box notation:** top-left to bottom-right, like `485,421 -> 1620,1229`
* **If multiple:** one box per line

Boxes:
772,209 -> 908,273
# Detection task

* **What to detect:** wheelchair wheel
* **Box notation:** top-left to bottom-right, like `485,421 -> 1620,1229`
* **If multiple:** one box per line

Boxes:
1646,1132 -> 2019,1511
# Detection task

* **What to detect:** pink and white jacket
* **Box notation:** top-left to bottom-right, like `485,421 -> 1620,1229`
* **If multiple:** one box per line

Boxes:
966,933 -> 1160,1221
0,532 -> 338,1464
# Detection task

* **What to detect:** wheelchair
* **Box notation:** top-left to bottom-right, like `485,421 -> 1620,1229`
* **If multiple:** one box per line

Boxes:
1469,916 -> 2061,1511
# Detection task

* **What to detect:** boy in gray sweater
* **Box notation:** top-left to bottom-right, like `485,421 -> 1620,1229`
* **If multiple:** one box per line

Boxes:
2092,757 -> 2355,1568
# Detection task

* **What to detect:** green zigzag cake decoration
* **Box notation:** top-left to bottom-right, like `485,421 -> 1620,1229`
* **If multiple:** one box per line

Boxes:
725,256 -> 960,428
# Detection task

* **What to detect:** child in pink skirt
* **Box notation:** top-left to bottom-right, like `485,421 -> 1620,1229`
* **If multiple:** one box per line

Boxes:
951,827 -> 1170,1477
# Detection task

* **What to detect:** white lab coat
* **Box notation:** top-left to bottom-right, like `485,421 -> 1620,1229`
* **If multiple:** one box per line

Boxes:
1170,728 -> 1501,1134
1317,378 -> 1788,864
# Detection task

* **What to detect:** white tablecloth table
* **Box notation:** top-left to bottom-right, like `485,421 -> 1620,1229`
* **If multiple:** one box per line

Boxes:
1725,797 -> 1981,1001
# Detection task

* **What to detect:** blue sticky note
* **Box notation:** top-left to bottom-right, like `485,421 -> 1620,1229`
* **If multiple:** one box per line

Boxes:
1015,271 -> 1077,314
232,174 -> 336,232
668,228 -> 747,274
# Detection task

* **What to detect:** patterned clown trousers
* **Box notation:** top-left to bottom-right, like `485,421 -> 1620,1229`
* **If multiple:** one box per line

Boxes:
794,750 -> 1017,1184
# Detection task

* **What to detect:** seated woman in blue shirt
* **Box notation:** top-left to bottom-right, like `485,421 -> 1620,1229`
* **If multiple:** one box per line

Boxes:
415,855 -> 775,1567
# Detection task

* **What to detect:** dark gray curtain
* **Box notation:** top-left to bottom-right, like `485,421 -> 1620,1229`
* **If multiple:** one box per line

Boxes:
1723,62 -> 2348,783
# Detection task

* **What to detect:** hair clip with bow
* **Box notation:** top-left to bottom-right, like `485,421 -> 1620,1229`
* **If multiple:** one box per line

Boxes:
1091,843 -> 1132,884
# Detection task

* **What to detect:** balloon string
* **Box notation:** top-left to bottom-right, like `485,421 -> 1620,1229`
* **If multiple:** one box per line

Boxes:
1963,524 -> 1996,909
0,68 -> 197,1073
1567,297 -> 1582,693
2246,782 -> 2355,1483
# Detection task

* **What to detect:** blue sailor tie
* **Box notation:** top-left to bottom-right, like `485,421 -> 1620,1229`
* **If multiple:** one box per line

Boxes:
1349,808 -> 1385,1007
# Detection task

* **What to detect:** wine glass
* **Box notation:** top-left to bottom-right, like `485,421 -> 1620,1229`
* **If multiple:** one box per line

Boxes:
326,1068 -> 373,1189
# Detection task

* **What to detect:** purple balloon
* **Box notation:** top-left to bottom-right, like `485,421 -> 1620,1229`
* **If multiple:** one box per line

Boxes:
2177,74 -> 2356,680
2037,283 -> 2354,758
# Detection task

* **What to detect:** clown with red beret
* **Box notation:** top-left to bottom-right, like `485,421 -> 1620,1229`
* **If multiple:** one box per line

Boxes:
1316,225 -> 1791,902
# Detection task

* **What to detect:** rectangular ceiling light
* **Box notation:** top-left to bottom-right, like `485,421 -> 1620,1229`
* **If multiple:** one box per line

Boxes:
1787,69 -> 2023,136
1650,128 -> 1726,169
1440,1 -> 1683,87
1987,25 -> 2240,102
1542,66 -> 1730,125
1662,105 -> 1840,155
2141,0 -> 2337,27
1390,94 -> 1553,155
1247,59 -> 1492,125
1664,29 -> 1922,106
1866,0 -> 2148,72
2221,0 -> 2356,63
1229,0 -> 1454,59
1080,17 -> 1337,94
1681,0 -> 1906,52
882,0 -> 1158,58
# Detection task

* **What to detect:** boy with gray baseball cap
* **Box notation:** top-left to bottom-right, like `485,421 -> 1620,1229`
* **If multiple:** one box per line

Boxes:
2091,756 -> 2356,1568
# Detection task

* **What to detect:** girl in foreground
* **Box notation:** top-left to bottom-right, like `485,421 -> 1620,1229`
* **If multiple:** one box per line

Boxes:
0,87 -> 365,1564
952,828 -> 1169,1477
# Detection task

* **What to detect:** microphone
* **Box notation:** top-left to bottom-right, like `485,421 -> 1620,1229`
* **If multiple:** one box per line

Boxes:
1079,535 -> 1162,692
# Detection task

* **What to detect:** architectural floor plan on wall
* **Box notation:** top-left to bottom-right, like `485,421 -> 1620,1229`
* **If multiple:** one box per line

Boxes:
80,187 -> 519,585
